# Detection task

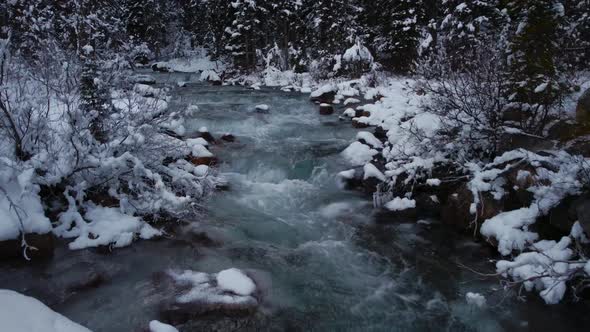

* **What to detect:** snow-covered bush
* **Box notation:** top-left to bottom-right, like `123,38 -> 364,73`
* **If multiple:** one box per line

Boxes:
0,38 -> 215,254
416,40 -> 507,160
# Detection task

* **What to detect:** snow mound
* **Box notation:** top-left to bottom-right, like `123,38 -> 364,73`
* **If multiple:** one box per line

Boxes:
496,236 -> 576,304
341,141 -> 378,166
385,197 -> 416,211
149,320 -> 178,332
0,289 -> 90,332
200,70 -> 221,82
160,49 -> 225,73
480,206 -> 539,256
216,268 -> 256,296
363,163 -> 386,181
356,131 -> 383,148
0,168 -> 52,241
59,205 -> 161,250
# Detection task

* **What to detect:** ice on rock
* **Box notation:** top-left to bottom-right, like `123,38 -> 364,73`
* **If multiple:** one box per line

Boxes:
149,320 -> 178,332
216,268 -> 256,296
341,141 -> 378,166
0,289 -> 91,332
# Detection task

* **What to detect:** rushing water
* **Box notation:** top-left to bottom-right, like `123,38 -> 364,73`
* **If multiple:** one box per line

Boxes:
1,72 -> 589,331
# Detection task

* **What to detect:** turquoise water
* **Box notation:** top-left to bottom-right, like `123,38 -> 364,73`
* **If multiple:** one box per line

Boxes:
1,73 -> 589,331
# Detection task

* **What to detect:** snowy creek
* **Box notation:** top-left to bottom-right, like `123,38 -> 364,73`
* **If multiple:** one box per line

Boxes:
1,72 -> 589,332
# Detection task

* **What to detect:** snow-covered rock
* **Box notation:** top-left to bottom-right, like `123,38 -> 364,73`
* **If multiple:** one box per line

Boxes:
341,141 -> 378,166
385,197 -> 416,211
156,268 -> 261,325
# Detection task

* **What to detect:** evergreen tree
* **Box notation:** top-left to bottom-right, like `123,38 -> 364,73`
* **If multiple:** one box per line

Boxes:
564,0 -> 590,69
5,0 -> 52,59
506,0 -> 568,134
370,0 -> 423,73
438,0 -> 502,68
225,0 -> 267,68
126,0 -> 169,56
303,0 -> 361,58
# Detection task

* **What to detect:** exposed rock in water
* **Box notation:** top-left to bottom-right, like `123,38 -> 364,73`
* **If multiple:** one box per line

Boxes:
373,126 -> 388,142
352,118 -> 369,128
310,90 -> 335,104
221,134 -> 236,142
189,156 -> 218,166
198,128 -> 216,144
153,268 -> 265,326
319,103 -> 334,115
152,62 -> 171,72
373,207 -> 417,224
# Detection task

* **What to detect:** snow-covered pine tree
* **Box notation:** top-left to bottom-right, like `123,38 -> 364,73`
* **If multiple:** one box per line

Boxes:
5,0 -> 52,60
564,0 -> 590,70
303,0 -> 360,58
438,0 -> 503,69
505,0 -> 568,134
126,0 -> 170,56
369,0 -> 423,73
264,0 -> 306,71
224,0 -> 268,69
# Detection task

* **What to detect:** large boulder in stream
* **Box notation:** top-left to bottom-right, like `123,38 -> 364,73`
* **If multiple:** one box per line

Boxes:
153,268 -> 267,326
